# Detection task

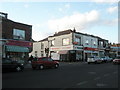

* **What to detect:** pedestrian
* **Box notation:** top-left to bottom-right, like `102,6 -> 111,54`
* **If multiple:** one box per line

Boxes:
28,55 -> 33,63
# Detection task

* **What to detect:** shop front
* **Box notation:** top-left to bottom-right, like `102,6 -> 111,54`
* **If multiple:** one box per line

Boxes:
3,39 -> 32,62
84,47 -> 98,62
5,45 -> 29,61
50,45 -> 73,62
74,46 -> 84,61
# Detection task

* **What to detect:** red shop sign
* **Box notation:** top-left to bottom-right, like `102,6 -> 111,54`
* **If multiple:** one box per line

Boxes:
84,47 -> 98,51
6,40 -> 33,47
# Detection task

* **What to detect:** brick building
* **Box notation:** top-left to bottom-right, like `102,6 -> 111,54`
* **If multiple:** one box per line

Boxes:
0,12 -> 33,62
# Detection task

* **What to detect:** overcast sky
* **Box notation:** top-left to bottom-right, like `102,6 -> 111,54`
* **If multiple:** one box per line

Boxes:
0,0 -> 118,43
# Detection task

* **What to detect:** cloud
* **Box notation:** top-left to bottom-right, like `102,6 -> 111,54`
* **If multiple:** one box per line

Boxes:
48,10 -> 99,32
58,3 -> 70,12
91,0 -> 118,3
107,6 -> 118,14
65,3 -> 70,8
58,8 -> 63,12
32,23 -> 47,41
102,18 -> 118,26
24,4 -> 29,8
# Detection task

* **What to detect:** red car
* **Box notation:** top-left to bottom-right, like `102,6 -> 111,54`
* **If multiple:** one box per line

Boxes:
113,56 -> 120,64
31,57 -> 59,70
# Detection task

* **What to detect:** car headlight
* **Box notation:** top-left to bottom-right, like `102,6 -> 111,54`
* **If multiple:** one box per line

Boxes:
21,64 -> 24,66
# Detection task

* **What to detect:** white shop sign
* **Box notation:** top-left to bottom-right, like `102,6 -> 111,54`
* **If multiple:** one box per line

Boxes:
50,45 -> 73,51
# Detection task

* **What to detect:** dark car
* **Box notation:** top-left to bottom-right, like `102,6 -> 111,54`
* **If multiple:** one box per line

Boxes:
31,57 -> 59,70
2,58 -> 24,72
113,56 -> 120,64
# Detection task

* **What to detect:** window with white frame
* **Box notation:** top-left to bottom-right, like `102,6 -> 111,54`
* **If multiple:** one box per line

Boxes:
85,39 -> 89,45
100,41 -> 103,46
51,40 -> 54,46
93,41 -> 96,46
62,38 -> 70,45
75,37 -> 81,45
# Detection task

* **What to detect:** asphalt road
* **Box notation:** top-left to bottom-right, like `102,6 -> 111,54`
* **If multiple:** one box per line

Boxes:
2,62 -> 120,89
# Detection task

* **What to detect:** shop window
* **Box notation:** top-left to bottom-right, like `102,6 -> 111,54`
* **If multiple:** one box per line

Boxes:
62,38 -> 70,46
93,41 -> 96,46
75,37 -> 81,45
13,29 -> 25,40
99,41 -> 103,47
85,39 -> 89,45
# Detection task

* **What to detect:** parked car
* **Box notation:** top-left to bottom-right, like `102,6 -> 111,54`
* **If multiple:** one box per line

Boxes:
100,57 -> 106,62
113,56 -> 120,64
100,56 -> 113,63
2,58 -> 24,72
87,56 -> 102,64
104,56 -> 113,62
31,57 -> 59,70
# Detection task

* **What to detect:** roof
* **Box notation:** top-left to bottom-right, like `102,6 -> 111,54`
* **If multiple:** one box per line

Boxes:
38,29 -> 108,42
39,37 -> 48,42
2,16 -> 32,27
53,29 -> 73,36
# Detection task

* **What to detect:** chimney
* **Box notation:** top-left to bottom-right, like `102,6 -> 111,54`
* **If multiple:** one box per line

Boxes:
0,12 -> 8,19
73,27 -> 76,32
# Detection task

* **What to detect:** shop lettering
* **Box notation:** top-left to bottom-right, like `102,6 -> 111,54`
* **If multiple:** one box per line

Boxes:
51,46 -> 72,50
6,40 -> 32,47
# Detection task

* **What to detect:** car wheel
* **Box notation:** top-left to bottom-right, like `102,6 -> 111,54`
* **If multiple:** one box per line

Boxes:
55,64 -> 59,68
88,62 -> 90,64
39,65 -> 44,70
16,66 -> 22,72
95,61 -> 97,64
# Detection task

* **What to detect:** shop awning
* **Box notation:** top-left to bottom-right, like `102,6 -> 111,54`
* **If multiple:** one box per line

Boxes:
58,50 -> 68,54
6,45 -> 29,52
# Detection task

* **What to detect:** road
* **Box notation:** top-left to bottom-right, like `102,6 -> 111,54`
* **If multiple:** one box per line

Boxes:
2,62 -> 120,89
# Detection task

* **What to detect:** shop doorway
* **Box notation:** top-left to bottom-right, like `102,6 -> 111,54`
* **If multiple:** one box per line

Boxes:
69,50 -> 76,62
85,53 -> 91,62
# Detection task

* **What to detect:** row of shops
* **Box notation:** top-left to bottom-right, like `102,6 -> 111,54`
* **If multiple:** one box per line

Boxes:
49,45 -> 106,62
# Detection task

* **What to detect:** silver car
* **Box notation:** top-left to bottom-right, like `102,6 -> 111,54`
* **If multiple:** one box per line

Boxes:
87,56 -> 102,64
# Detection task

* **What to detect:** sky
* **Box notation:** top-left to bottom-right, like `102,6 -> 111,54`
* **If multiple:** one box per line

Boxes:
0,0 -> 118,43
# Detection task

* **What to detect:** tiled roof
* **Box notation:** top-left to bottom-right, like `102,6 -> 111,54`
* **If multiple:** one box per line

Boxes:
38,29 -> 108,42
53,29 -> 73,36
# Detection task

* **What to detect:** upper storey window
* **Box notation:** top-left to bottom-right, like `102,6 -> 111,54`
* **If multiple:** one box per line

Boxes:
63,38 -> 70,45
13,29 -> 25,40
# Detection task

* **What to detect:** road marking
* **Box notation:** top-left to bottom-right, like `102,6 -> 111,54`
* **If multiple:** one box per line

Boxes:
77,81 -> 88,86
88,72 -> 96,74
96,83 -> 107,87
103,74 -> 110,77
94,77 -> 101,80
